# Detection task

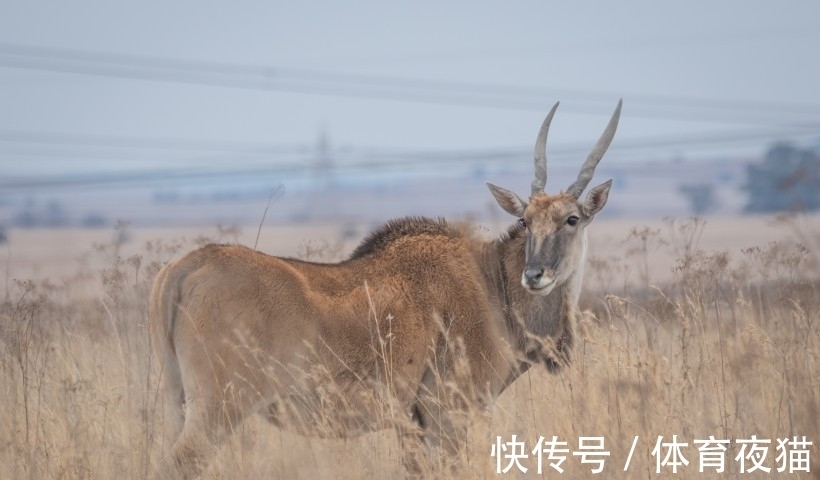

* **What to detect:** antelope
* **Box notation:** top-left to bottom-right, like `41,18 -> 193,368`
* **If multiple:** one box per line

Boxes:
148,100 -> 622,479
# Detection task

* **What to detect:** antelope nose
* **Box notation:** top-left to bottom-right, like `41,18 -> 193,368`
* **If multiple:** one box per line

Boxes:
524,269 -> 543,284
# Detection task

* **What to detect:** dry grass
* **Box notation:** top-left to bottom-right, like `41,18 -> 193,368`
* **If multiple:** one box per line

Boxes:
1,217 -> 818,479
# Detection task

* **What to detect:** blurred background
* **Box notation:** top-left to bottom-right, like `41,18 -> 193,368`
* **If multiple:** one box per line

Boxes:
1,1 -> 819,232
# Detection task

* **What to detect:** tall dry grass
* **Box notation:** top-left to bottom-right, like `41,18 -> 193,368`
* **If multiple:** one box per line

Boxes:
0,217 -> 817,479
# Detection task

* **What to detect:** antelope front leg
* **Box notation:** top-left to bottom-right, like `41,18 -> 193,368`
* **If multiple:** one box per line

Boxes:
406,395 -> 468,475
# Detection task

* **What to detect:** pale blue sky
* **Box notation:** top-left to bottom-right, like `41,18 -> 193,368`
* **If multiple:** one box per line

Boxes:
1,1 -> 819,181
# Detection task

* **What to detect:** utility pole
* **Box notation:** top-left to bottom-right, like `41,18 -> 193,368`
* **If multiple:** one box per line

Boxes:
303,127 -> 337,221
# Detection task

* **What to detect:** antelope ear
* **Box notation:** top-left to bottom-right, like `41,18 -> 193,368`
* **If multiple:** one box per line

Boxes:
583,179 -> 612,217
486,182 -> 527,217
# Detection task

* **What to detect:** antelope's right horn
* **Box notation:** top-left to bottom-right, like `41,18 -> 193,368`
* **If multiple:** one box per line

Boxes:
566,99 -> 622,198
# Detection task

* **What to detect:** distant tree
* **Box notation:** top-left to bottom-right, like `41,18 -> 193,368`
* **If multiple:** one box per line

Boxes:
81,213 -> 108,228
11,199 -> 72,227
679,183 -> 718,215
13,208 -> 37,228
743,143 -> 820,213
44,200 -> 68,227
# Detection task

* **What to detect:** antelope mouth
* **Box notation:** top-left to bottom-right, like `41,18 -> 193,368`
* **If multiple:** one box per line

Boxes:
522,277 -> 556,296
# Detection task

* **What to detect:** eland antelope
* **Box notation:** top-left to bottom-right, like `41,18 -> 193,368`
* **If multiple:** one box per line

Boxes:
149,100 -> 622,479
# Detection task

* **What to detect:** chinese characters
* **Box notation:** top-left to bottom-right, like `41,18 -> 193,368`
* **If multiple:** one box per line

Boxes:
490,435 -> 812,474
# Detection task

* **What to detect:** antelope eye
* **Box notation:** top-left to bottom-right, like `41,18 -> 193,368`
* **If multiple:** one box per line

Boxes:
566,215 -> 579,226
518,218 -> 528,228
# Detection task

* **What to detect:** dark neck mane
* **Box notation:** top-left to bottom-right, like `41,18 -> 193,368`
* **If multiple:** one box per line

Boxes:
348,216 -> 462,260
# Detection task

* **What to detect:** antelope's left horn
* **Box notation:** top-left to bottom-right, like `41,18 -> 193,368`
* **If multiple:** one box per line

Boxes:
566,99 -> 622,198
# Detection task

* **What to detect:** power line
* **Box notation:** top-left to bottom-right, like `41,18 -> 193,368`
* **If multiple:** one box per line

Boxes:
3,126 -> 816,192
1,41 -> 817,190
0,129 -> 314,168
2,42 -> 820,126
0,119 -> 815,169
0,128 -> 310,154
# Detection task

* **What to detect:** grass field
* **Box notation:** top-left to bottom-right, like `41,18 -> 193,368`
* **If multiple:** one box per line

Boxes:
1,215 -> 818,479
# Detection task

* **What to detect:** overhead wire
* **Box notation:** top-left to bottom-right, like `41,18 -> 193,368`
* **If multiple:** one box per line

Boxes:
1,42 -> 818,193
1,111 -> 817,189
3,125 -> 817,192
2,42 -> 820,126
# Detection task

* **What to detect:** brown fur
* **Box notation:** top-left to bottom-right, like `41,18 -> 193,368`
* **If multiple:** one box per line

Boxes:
149,215 -> 582,478
148,102 -> 620,479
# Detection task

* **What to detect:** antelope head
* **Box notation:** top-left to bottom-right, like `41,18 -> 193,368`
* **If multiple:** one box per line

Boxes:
487,100 -> 622,296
